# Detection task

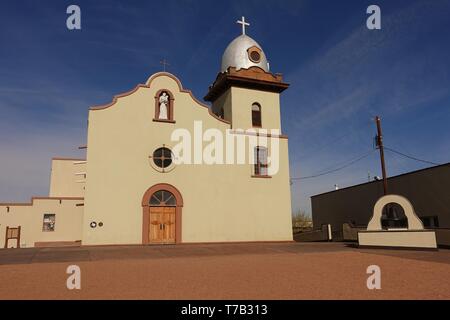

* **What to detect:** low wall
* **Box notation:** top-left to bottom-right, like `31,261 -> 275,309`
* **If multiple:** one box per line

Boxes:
343,223 -> 366,241
34,240 -> 82,248
358,230 -> 437,249
293,224 -> 331,242
435,229 -> 450,247
351,226 -> 449,248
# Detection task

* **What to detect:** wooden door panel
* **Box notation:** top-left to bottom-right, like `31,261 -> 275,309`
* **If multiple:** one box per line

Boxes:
163,207 -> 176,243
149,207 -> 176,244
168,208 -> 176,243
149,213 -> 159,242
149,208 -> 163,243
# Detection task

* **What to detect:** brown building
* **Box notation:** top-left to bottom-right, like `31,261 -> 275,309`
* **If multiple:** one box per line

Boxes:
311,163 -> 450,236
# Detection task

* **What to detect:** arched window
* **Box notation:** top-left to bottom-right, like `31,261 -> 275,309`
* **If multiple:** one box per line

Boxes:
150,190 -> 177,206
154,90 -> 175,122
252,103 -> 262,127
381,203 -> 408,229
254,146 -> 268,176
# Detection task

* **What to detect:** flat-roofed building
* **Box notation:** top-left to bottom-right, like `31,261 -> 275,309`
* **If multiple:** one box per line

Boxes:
311,163 -> 450,236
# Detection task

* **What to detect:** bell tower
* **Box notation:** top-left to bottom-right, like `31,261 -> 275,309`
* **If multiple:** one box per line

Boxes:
204,17 -> 289,131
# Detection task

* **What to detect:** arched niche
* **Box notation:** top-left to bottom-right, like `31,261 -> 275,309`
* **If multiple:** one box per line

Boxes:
154,89 -> 175,123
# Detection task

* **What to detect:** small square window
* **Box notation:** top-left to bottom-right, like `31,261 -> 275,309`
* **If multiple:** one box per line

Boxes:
43,214 -> 56,232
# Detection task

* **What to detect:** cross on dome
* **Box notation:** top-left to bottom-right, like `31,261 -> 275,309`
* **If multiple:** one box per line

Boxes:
220,17 -> 270,73
236,16 -> 250,35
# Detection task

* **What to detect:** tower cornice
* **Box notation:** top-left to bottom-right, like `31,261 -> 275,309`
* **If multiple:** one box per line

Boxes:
204,66 -> 289,102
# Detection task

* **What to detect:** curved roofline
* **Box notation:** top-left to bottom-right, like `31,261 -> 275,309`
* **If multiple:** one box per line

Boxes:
89,72 -> 231,125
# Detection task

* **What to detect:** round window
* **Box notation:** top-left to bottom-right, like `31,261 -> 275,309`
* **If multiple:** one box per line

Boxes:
152,147 -> 172,169
249,50 -> 261,63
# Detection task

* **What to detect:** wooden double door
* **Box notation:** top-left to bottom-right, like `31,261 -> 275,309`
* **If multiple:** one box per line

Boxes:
149,206 -> 176,244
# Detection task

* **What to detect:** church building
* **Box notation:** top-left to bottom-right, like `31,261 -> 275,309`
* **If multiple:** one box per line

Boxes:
0,18 -> 293,248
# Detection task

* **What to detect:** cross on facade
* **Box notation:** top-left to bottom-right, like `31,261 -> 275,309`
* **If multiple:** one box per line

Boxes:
236,16 -> 250,35
160,59 -> 170,72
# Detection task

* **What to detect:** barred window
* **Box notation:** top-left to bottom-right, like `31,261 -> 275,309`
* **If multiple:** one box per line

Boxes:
43,214 -> 56,232
254,146 -> 268,176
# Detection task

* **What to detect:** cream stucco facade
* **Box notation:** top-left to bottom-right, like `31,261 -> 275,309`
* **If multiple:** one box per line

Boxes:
0,32 -> 293,248
82,73 -> 292,245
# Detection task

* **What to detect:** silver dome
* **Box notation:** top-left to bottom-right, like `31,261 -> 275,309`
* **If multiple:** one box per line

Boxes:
221,35 -> 269,73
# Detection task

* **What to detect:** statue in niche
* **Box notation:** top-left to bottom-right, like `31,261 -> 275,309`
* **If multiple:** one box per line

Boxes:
158,92 -> 169,120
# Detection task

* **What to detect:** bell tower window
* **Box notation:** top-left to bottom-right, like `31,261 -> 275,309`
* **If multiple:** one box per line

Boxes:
252,103 -> 262,127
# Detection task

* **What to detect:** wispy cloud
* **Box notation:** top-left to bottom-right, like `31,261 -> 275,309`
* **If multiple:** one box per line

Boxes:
286,0 -> 450,132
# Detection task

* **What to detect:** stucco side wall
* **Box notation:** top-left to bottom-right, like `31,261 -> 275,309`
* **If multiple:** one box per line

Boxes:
0,198 -> 84,248
49,159 -> 86,197
83,74 -> 292,245
180,139 -> 292,243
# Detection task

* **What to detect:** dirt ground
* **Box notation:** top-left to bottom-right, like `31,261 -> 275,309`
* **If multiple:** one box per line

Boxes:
0,242 -> 449,300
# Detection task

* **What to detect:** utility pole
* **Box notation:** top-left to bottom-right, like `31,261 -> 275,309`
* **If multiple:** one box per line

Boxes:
375,116 -> 388,195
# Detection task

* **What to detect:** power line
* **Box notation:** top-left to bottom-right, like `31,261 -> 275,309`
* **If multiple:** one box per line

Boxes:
291,150 -> 375,181
384,146 -> 442,166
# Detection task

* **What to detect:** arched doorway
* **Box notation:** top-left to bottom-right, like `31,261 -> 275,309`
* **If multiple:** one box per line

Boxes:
141,184 -> 183,244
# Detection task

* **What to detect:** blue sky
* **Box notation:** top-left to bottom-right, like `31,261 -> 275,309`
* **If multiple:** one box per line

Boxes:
1,0 -> 449,214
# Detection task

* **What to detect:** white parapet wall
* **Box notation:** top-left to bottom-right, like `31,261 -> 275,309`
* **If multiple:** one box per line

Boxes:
358,230 -> 437,249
